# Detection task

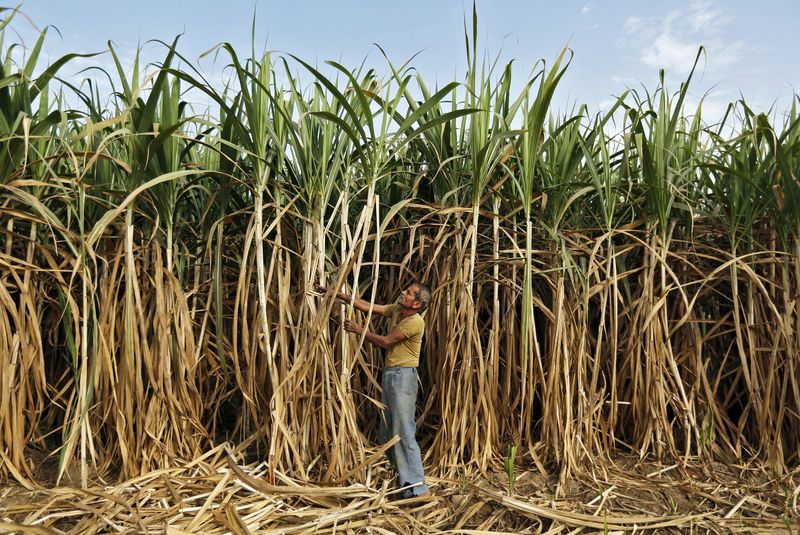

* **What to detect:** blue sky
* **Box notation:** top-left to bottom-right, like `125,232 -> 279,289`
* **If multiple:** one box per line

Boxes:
12,1 -> 800,122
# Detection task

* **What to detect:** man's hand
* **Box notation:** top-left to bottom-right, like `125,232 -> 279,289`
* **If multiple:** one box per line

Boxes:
343,319 -> 364,335
314,284 -> 346,304
313,284 -> 327,294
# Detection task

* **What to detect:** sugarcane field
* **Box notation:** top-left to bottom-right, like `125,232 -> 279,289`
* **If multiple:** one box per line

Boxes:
0,2 -> 799,534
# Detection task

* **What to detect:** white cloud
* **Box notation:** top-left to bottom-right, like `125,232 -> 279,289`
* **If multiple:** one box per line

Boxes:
640,32 -> 701,72
581,3 -> 593,15
620,0 -> 745,76
687,0 -> 728,34
623,15 -> 645,35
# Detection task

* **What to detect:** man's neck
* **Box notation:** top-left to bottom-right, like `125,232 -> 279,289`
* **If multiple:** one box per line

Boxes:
398,306 -> 418,319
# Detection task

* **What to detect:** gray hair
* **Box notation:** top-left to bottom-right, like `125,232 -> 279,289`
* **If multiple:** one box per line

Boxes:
410,282 -> 432,313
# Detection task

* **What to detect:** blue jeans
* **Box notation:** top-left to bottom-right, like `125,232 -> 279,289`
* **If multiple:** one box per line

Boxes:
380,367 -> 429,497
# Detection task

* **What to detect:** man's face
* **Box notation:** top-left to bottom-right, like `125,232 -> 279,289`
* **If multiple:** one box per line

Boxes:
398,285 -> 420,310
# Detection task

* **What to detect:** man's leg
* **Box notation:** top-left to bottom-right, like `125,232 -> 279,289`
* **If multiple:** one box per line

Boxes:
383,367 -> 429,498
379,370 -> 395,469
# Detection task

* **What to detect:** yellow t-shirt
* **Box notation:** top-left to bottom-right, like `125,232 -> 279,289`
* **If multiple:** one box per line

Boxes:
382,304 -> 425,368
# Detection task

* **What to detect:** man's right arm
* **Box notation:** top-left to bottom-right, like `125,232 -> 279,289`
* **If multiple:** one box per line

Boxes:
315,284 -> 386,315
349,296 -> 386,315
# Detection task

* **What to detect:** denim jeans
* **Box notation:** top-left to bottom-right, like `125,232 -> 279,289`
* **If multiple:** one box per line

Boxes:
380,367 -> 429,497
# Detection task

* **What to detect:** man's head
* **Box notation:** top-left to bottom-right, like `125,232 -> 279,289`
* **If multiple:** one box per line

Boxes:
399,281 -> 432,313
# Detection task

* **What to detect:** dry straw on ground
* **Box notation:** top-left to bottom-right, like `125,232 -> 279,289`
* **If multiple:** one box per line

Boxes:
2,444 -> 798,534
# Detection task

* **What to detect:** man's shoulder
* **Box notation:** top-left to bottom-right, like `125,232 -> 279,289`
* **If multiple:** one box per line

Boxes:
405,313 -> 425,332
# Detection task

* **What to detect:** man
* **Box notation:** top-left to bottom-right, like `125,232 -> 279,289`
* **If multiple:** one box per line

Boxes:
315,281 -> 432,499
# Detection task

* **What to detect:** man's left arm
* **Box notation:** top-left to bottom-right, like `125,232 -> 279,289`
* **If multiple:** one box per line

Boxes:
344,320 -> 407,350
